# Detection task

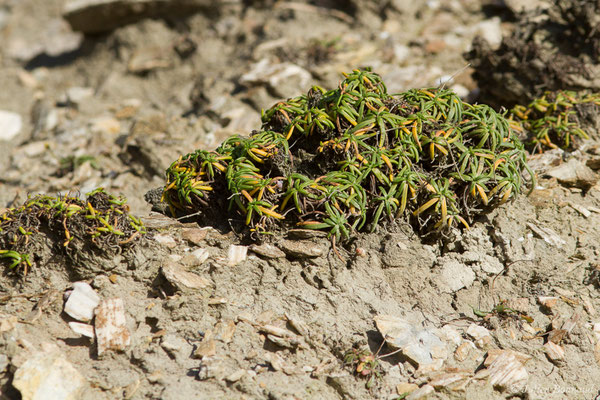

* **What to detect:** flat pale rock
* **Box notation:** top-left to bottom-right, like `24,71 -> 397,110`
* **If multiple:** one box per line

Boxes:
227,245 -> 248,266
95,298 -> 131,356
6,19 -> 82,62
140,212 -> 182,229
68,322 -> 95,338
154,233 -> 177,248
64,281 -> 101,322
240,59 -> 312,99
249,243 -> 286,259
503,0 -> 550,13
484,348 -> 531,366
428,371 -> 471,389
0,110 -> 22,141
485,351 -> 528,393
162,263 -> 212,292
466,323 -> 491,341
0,315 -> 18,333
193,338 -> 216,359
279,240 -> 324,258
546,158 -> 598,190
526,222 -> 566,248
374,315 -> 447,366
13,350 -> 86,400
544,341 -> 565,365
437,259 -> 475,293
181,228 -> 208,245
63,0 -> 213,34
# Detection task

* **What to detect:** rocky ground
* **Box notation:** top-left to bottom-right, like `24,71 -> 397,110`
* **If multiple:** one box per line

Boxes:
1,0 -> 600,399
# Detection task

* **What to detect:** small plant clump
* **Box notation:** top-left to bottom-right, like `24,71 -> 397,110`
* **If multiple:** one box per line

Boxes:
472,300 -> 534,324
343,348 -> 382,389
0,189 -> 146,275
510,90 -> 600,151
162,69 -> 533,242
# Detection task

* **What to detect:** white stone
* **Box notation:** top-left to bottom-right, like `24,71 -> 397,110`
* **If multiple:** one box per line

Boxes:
7,19 -> 82,62
191,248 -> 210,264
68,322 -> 95,338
429,371 -> 471,389
526,223 -> 566,248
0,110 -> 23,141
546,158 -> 598,189
162,263 -> 212,292
374,315 -> 447,366
168,254 -> 183,262
66,86 -> 94,104
13,350 -> 86,400
450,83 -> 469,99
95,298 -> 131,356
249,243 -> 286,259
485,349 -> 531,366
503,0 -> 550,13
439,325 -> 463,346
45,109 -> 59,132
593,322 -> 600,341
466,323 -> 491,341
438,260 -> 475,293
240,59 -> 312,98
486,351 -> 528,393
227,245 -> 248,266
0,315 -> 17,332
225,369 -> 246,382
474,17 -> 503,49
154,233 -> 177,248
544,341 -> 565,364
415,358 -> 444,375
63,282 -> 100,322
22,141 -> 50,157
538,296 -> 559,309
568,202 -> 591,218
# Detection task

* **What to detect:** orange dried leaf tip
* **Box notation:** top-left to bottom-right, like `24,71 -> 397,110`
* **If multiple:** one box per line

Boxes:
241,190 -> 253,202
413,197 -> 438,216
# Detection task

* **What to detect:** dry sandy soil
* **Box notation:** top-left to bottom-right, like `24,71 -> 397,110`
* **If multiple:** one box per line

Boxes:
1,1 -> 600,399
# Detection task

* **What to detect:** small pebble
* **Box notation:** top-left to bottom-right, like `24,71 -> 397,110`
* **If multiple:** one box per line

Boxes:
0,110 -> 23,141
64,282 -> 101,322
227,245 -> 248,266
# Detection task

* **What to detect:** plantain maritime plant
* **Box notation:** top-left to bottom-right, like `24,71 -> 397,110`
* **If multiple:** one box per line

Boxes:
0,189 -> 145,275
509,90 -> 600,151
162,69 -> 533,243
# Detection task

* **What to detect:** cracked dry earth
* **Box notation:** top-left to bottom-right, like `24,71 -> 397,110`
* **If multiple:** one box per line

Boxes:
2,0 -> 600,399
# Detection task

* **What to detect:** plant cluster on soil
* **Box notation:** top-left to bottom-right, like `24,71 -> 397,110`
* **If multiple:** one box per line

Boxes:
343,347 -> 383,390
162,69 -> 533,242
510,90 -> 600,151
0,188 -> 146,275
